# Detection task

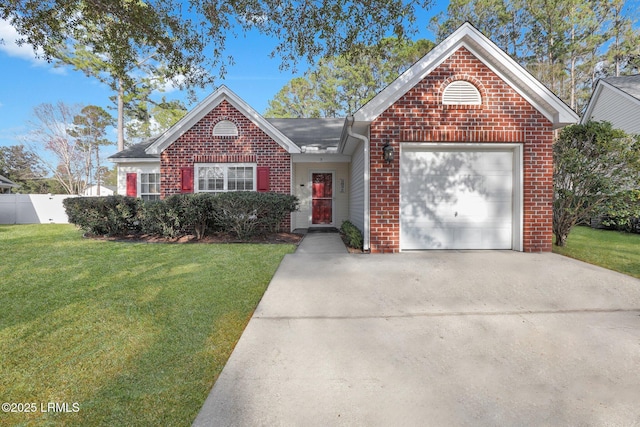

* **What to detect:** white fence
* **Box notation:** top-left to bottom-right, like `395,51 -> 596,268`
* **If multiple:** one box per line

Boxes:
0,194 -> 76,224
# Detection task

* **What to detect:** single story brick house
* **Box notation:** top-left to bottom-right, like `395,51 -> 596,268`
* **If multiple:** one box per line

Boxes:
109,23 -> 578,253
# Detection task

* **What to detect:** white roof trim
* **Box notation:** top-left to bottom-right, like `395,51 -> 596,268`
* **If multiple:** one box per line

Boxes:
354,22 -> 578,129
146,85 -> 301,155
581,79 -> 640,124
109,157 -> 160,164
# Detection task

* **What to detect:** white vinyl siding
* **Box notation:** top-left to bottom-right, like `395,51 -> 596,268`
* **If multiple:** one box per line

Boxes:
195,163 -> 256,193
588,86 -> 640,135
348,139 -> 366,233
116,163 -> 160,197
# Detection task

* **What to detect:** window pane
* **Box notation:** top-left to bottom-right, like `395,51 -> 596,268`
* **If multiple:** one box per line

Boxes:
228,167 -> 253,191
140,173 -> 160,196
198,167 -> 223,191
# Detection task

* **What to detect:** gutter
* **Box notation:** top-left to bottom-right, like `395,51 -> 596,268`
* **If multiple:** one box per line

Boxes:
346,116 -> 370,252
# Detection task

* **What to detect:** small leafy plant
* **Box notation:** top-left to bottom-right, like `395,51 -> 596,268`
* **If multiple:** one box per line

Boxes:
340,220 -> 363,250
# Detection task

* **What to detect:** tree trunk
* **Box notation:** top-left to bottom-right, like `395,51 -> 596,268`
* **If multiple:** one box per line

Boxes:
554,232 -> 568,247
96,146 -> 101,196
117,78 -> 125,152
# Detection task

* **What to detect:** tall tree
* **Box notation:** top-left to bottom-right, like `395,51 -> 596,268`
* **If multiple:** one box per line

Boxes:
430,0 -> 638,114
56,44 -> 188,150
429,0 -> 526,57
604,0 -> 640,76
564,0 -> 609,111
125,98 -> 188,143
0,145 -> 47,193
2,0 -> 434,87
4,1 -> 437,149
26,102 -> 91,195
68,105 -> 113,195
265,38 -> 435,118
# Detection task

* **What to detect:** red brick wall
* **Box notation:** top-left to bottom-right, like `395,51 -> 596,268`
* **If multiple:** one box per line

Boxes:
369,47 -> 554,253
160,100 -> 292,228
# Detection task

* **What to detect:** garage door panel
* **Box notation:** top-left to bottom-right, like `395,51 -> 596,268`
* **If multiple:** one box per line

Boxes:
402,224 -> 512,250
401,148 -> 514,250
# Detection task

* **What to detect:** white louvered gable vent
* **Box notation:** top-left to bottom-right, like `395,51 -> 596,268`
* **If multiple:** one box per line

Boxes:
442,81 -> 482,105
213,120 -> 239,137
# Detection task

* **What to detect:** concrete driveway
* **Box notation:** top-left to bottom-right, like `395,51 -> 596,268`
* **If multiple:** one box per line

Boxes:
193,250 -> 640,426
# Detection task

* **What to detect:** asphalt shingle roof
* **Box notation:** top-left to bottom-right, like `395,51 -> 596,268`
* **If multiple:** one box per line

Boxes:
266,118 -> 345,150
108,137 -> 160,159
603,75 -> 640,101
109,119 -> 347,159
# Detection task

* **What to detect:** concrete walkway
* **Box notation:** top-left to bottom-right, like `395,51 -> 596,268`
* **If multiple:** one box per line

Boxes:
193,250 -> 640,426
294,230 -> 349,254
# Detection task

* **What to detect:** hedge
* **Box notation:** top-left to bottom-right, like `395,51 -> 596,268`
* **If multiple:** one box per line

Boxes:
64,192 -> 299,240
63,195 -> 143,236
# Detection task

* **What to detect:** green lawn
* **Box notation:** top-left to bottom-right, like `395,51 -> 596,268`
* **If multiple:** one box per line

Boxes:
0,224 -> 296,426
553,226 -> 640,279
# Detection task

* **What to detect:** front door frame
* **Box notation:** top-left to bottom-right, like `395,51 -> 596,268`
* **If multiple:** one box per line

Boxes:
309,170 -> 336,227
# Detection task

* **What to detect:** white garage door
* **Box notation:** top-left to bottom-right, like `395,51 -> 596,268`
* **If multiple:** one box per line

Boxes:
401,147 -> 514,250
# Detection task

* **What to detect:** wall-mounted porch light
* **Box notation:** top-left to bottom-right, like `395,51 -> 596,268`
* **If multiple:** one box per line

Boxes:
382,141 -> 394,164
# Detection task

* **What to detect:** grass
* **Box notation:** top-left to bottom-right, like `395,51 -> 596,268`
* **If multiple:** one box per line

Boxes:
553,225 -> 640,279
0,224 -> 296,426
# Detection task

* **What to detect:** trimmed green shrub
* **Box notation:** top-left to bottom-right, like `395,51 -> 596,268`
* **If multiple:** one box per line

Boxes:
141,196 -> 186,239
64,196 -> 143,236
181,193 -> 220,239
340,220 -> 363,249
210,192 -> 299,239
256,192 -> 300,232
599,189 -> 640,233
65,192 -> 299,240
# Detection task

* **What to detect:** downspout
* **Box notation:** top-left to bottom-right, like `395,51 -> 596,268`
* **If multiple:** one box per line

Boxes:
346,116 -> 370,252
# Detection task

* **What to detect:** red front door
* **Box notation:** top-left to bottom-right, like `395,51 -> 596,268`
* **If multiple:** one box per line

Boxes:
312,173 -> 333,224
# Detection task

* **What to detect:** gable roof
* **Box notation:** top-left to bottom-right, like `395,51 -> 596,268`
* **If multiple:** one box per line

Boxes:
354,22 -> 578,129
145,85 -> 301,155
582,75 -> 640,124
602,75 -> 640,100
109,137 -> 160,162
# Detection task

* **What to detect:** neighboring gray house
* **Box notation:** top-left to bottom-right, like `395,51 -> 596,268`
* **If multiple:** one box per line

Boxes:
582,75 -> 640,135
0,174 -> 19,194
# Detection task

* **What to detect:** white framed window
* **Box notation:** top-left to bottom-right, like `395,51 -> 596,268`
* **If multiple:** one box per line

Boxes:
141,172 -> 161,201
442,81 -> 482,105
195,163 -> 256,192
212,120 -> 239,137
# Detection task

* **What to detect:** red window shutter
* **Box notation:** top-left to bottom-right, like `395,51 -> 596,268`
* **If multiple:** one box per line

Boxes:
257,166 -> 270,192
180,167 -> 194,193
126,173 -> 137,197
